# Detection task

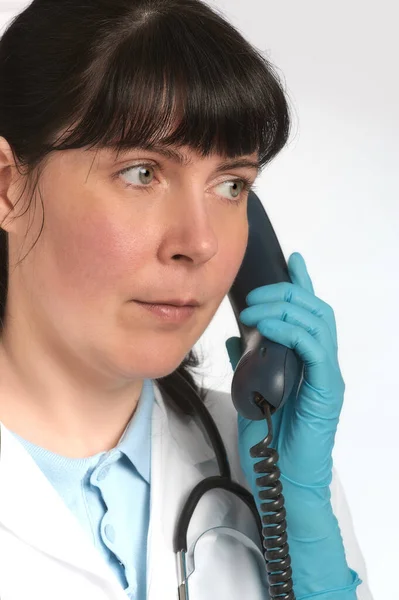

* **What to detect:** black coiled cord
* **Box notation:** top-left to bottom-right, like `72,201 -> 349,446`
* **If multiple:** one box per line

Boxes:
251,392 -> 295,600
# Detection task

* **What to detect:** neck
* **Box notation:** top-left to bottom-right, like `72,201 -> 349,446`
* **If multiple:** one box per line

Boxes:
0,336 -> 144,458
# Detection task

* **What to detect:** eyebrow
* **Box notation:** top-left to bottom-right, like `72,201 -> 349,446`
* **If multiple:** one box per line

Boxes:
110,144 -> 261,175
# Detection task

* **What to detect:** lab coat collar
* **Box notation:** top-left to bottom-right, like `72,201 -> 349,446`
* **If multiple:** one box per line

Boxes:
0,380 -> 217,599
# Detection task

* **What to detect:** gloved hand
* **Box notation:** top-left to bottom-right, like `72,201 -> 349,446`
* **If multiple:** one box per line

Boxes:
226,252 -> 361,599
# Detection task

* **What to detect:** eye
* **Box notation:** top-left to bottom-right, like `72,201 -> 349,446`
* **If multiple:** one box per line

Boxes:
118,164 -> 156,188
216,179 -> 250,202
116,163 -> 256,204
214,177 -> 257,204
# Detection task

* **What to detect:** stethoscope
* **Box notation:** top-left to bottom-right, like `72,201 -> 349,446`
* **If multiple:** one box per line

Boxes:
172,372 -> 265,600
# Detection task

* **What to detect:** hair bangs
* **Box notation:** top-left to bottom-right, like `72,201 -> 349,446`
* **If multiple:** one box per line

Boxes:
48,7 -> 290,169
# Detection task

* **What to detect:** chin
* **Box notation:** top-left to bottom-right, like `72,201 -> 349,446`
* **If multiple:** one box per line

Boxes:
113,348 -> 191,381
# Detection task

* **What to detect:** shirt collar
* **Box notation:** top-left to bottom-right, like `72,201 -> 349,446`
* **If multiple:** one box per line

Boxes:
116,378 -> 155,484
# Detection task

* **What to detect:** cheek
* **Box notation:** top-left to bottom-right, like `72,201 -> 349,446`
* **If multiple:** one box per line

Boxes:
39,203 -> 143,306
219,223 -> 248,293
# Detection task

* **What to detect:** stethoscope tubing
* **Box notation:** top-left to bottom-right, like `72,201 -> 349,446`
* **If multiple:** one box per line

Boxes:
171,375 -> 263,598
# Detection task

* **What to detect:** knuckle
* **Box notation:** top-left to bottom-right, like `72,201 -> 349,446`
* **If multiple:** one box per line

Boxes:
323,302 -> 335,319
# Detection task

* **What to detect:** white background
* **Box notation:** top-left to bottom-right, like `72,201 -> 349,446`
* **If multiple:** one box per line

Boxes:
1,1 -> 398,598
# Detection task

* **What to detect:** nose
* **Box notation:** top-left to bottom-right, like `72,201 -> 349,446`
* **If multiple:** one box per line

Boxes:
164,188 -> 220,265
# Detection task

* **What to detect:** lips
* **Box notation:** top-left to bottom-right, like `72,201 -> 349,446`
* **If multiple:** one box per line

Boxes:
135,299 -> 200,307
135,300 -> 197,322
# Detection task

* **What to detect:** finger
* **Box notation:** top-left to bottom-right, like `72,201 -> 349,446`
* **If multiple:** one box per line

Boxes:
252,318 -> 344,414
239,301 -> 337,359
245,282 -> 338,352
287,252 -> 315,295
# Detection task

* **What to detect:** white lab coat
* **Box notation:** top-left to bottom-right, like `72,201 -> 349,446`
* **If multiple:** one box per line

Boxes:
0,383 -> 373,600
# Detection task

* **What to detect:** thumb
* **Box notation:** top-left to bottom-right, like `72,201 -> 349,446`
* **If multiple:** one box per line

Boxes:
225,336 -> 243,371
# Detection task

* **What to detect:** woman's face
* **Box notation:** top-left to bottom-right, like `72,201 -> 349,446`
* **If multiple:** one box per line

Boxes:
2,141 -> 259,383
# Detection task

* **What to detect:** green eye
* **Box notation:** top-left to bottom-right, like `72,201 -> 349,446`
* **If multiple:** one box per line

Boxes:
119,164 -> 155,187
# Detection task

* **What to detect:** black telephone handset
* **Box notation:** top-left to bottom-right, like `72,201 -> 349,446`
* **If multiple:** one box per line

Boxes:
227,190 -> 304,600
228,190 -> 303,420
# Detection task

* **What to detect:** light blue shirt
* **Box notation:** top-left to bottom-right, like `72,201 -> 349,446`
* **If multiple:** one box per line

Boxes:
11,378 -> 155,599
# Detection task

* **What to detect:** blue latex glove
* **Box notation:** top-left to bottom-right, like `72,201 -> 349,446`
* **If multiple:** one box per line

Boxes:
226,252 -> 362,599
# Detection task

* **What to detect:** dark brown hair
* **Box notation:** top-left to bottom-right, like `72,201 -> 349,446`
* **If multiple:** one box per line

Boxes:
0,0 -> 291,416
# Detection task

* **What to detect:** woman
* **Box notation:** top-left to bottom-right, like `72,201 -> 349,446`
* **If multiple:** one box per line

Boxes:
0,1 -> 373,599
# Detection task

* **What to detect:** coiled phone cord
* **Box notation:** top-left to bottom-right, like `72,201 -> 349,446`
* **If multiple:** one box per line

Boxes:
251,391 -> 295,600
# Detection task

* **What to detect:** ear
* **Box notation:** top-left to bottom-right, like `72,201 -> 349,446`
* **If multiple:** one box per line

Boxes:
0,136 -> 21,233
